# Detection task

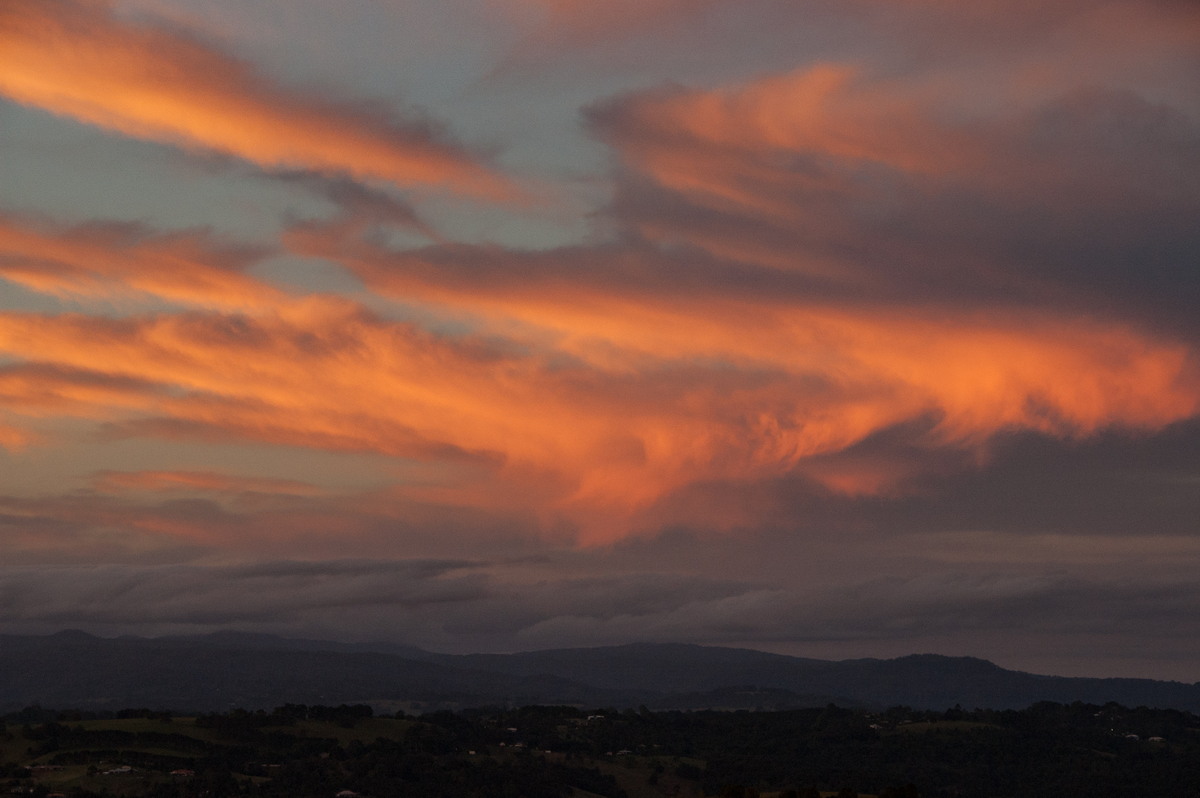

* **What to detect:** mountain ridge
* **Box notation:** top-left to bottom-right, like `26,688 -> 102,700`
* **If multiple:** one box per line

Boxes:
1,631 -> 1197,714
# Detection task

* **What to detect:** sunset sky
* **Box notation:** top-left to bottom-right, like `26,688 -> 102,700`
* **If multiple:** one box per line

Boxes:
2,0 -> 1198,681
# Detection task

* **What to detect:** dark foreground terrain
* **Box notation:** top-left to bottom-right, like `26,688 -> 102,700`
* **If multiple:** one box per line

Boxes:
4,701 -> 1200,798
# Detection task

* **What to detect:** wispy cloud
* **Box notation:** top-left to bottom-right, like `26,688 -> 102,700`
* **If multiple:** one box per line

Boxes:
92,469 -> 323,497
0,0 -> 517,199
0,213 -> 280,309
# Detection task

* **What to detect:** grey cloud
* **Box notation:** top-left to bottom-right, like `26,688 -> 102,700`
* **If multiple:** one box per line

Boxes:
587,84 -> 1200,335
501,570 -> 1200,678
0,479 -> 548,566
0,559 -> 493,628
226,559 -> 477,581
633,417 -> 1200,546
332,71 -> 1200,353
0,557 -> 763,646
272,170 -> 442,243
3,550 -> 1200,678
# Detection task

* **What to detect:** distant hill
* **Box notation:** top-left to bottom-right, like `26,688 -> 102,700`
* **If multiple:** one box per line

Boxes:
417,642 -> 1200,712
2,631 -> 1198,713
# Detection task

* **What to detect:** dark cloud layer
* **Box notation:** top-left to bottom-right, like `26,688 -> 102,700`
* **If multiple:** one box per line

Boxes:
586,78 -> 1200,334
3,554 -> 1200,679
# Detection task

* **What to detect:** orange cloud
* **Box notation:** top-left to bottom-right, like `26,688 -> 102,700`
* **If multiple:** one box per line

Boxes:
588,64 -> 1083,269
0,363 -> 164,419
0,419 -> 37,451
276,60 -> 1200,536
0,214 -> 282,309
290,233 -> 1197,440
0,0 -> 515,199
92,469 -> 322,497
606,64 -> 981,183
1,282 -> 1195,545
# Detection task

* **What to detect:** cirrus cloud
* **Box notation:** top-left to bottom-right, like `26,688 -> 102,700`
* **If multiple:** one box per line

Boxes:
0,0 -> 517,200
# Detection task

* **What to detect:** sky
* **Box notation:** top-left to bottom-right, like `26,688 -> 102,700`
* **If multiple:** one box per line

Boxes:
1,0 -> 1198,681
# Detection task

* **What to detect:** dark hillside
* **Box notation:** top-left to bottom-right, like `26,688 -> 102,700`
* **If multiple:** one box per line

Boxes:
3,632 -> 1199,713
